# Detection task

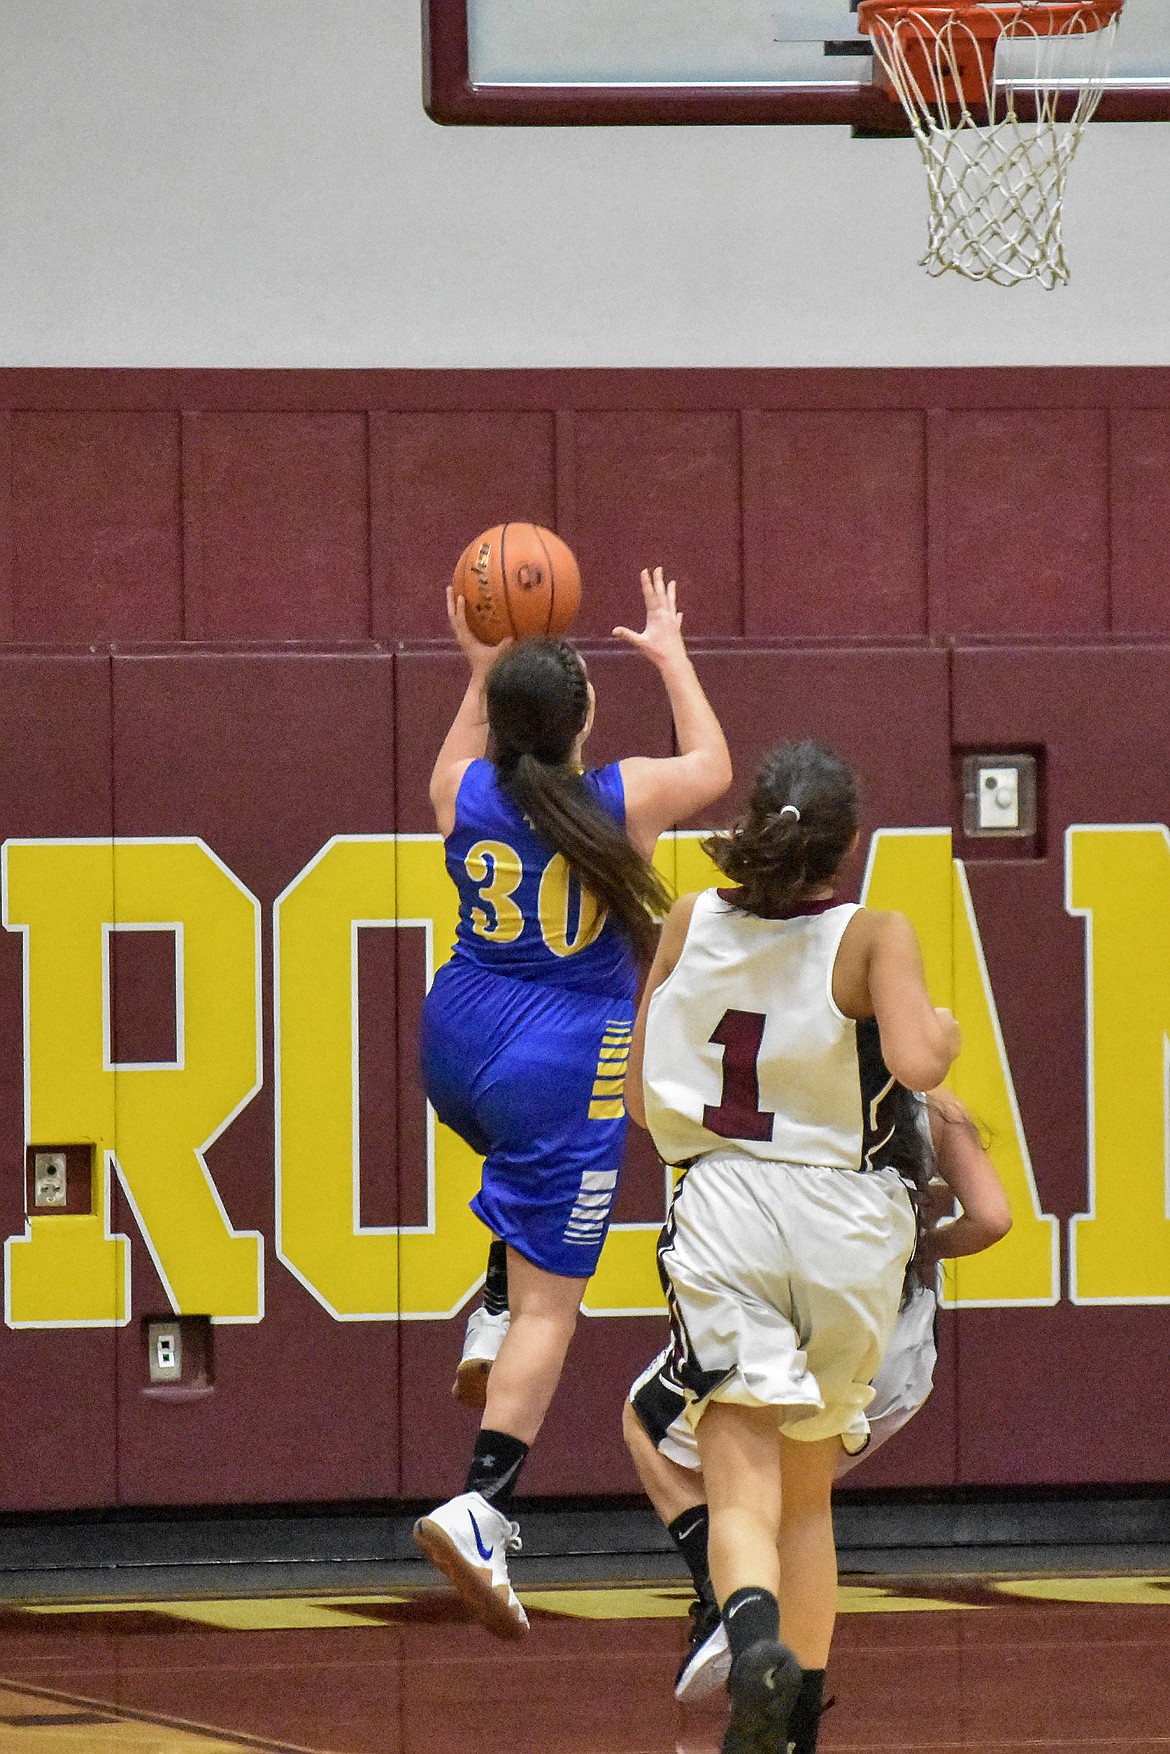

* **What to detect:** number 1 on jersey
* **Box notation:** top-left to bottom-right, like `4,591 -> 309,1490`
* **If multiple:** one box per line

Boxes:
702,1009 -> 774,1143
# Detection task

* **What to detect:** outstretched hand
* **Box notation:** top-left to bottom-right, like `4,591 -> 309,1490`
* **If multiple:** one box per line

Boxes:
447,586 -> 510,671
613,566 -> 687,668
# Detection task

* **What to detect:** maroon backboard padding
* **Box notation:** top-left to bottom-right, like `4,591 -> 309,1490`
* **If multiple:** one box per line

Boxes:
0,654 -> 117,1510
108,651 -> 401,1506
953,644 -> 1170,1484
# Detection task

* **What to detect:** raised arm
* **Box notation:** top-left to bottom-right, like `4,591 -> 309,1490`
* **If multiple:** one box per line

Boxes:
614,568 -> 732,860
428,589 -> 510,837
923,1089 -> 1012,1262
625,891 -> 699,1129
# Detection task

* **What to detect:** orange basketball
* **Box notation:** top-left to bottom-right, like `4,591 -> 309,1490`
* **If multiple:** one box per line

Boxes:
452,523 -> 582,645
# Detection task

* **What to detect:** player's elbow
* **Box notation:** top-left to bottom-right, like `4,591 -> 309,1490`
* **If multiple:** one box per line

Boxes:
685,746 -> 733,808
708,747 -> 734,799
711,744 -> 733,792
884,1043 -> 954,1092
981,1200 -> 1013,1246
883,1013 -> 959,1093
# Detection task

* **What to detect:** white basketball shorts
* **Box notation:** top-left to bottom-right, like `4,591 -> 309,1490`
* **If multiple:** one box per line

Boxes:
656,1151 -> 917,1451
630,1274 -> 939,1474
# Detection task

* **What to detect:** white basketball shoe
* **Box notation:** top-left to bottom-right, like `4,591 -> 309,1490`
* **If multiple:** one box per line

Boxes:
675,1598 -> 731,1701
451,1307 -> 510,1407
413,1490 -> 528,1639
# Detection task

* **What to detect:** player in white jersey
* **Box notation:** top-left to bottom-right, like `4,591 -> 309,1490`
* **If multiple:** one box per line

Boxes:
626,740 -> 962,1754
623,1076 -> 1010,1705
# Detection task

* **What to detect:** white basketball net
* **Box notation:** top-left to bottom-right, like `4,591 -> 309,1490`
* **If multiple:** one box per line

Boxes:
863,4 -> 1121,287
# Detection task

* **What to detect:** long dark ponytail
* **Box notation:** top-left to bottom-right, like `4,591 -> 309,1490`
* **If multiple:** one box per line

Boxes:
486,639 -> 670,963
877,1077 -> 941,1303
704,739 -> 859,917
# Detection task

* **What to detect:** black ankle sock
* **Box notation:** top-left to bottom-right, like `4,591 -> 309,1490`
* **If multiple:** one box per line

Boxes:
464,1428 -> 528,1514
667,1506 -> 714,1604
483,1240 -> 509,1318
722,1586 -> 780,1661
790,1668 -> 827,1752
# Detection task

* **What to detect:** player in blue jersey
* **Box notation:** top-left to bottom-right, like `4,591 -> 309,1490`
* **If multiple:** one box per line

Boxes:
413,565 -> 732,1637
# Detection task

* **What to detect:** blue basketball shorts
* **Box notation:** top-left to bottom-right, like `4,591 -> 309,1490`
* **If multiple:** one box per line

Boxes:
420,958 -> 634,1278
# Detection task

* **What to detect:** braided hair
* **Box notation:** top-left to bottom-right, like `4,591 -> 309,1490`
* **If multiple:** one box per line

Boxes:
486,639 -> 671,964
703,740 -> 858,918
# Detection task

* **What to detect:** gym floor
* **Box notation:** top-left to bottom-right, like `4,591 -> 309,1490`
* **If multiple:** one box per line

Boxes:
0,1514 -> 1167,1753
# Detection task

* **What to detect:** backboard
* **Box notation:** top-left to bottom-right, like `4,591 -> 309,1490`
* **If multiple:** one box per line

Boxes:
423,0 -> 1170,127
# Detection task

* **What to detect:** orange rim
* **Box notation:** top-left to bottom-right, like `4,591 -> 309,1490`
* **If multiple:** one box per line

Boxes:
857,0 -> 1124,37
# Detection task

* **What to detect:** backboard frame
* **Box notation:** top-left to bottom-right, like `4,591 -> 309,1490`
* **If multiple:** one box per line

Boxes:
422,0 -> 1170,127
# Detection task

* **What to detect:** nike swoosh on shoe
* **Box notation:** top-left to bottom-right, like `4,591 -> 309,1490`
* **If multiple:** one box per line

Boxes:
469,1510 -> 493,1561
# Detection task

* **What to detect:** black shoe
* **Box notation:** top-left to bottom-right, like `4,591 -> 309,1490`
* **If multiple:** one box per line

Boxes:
675,1596 -> 729,1702
721,1639 -> 802,1754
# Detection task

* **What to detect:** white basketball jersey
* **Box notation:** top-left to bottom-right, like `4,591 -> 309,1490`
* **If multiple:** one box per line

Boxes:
643,889 -> 876,1170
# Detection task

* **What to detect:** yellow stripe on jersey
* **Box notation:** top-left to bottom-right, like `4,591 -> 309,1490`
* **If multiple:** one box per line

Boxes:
588,1098 -> 626,1120
590,1020 -> 632,1117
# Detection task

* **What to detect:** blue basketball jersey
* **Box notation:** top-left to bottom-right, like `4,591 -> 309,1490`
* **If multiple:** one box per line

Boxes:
445,758 -> 639,999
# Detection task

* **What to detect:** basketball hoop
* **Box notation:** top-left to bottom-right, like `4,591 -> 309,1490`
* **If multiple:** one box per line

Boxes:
856,0 -> 1125,287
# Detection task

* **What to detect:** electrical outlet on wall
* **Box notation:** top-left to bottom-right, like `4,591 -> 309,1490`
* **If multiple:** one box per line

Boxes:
977,766 -> 1021,832
32,1151 -> 67,1208
147,1321 -> 183,1383
961,753 -> 1038,840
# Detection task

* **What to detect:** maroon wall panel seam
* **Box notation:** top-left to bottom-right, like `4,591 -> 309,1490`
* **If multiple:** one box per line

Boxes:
554,408 -> 576,550
741,410 -> 764,630
1115,405 -> 1122,638
1109,408 -> 1170,636
181,411 -> 205,641
926,408 -> 948,639
369,411 -> 394,644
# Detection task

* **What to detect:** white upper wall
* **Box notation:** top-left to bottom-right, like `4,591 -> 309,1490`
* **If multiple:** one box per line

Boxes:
0,0 -> 1166,368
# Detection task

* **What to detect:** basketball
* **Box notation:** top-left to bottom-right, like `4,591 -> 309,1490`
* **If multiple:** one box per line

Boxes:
452,522 -> 582,645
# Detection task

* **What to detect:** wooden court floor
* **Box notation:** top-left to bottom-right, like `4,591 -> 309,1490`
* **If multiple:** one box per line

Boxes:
0,1573 -> 1165,1752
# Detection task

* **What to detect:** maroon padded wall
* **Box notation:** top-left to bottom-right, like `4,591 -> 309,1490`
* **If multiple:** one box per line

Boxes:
108,652 -> 402,1505
0,369 -> 1168,1511
951,646 -> 1170,1486
0,654 -> 117,1510
0,369 -> 1166,645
